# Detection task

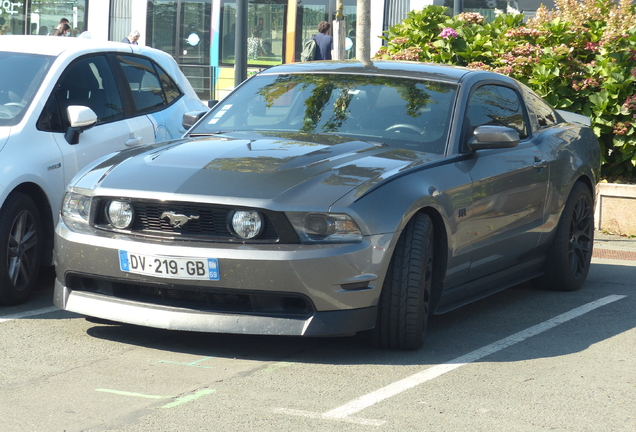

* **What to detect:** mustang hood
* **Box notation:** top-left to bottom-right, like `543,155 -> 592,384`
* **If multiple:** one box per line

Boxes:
78,133 -> 442,208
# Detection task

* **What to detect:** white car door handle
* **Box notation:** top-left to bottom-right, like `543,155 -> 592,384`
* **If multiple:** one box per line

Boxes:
126,136 -> 143,146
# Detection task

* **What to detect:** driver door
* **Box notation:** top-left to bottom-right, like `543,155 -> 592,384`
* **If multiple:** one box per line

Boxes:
463,84 -> 550,280
38,54 -> 154,187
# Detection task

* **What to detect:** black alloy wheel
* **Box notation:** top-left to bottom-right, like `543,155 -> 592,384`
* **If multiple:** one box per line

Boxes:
534,182 -> 594,292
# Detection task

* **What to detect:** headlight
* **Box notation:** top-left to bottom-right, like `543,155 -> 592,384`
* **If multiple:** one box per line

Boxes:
105,200 -> 134,229
229,210 -> 264,239
61,192 -> 92,232
287,212 -> 363,243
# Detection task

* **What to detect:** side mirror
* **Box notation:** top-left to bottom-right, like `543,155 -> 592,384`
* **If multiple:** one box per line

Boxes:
208,99 -> 218,108
182,110 -> 208,131
468,125 -> 520,151
65,105 -> 97,145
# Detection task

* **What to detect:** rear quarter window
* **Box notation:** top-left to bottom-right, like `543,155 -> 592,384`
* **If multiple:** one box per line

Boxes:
522,86 -> 560,133
117,55 -> 183,115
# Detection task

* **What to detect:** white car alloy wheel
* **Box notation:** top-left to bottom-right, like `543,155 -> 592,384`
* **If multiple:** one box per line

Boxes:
0,193 -> 43,305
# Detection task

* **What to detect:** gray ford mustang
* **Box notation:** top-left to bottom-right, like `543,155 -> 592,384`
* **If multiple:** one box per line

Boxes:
54,61 -> 600,349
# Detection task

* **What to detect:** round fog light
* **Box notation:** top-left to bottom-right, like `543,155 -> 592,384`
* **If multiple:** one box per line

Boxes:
230,210 -> 263,239
106,201 -> 134,229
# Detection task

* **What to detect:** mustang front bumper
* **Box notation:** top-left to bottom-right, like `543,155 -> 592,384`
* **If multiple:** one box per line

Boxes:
53,222 -> 394,336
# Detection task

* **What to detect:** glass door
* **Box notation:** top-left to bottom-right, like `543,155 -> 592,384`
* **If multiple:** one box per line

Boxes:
147,0 -> 211,99
26,0 -> 87,36
178,0 -> 211,97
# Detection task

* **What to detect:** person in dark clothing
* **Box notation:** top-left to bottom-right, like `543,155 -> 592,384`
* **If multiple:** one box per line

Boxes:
313,21 -> 333,61
222,23 -> 236,60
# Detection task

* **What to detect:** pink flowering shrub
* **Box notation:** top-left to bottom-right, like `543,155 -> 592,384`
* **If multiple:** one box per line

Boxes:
374,1 -> 636,179
439,27 -> 459,38
457,12 -> 485,25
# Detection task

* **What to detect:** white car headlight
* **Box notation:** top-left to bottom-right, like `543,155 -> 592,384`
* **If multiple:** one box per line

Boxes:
105,200 -> 134,229
61,192 -> 92,232
229,210 -> 264,239
287,212 -> 363,243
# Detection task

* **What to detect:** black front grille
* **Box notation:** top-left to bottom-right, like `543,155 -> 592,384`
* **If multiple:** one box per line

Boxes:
67,273 -> 314,317
133,202 -> 233,236
94,199 -> 285,242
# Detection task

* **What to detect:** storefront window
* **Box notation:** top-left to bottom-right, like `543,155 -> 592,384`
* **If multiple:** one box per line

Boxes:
219,0 -> 286,67
1,0 -> 25,34
27,1 -> 87,36
296,0 -> 356,61
444,0 -> 513,22
147,1 -> 177,57
147,0 -> 212,99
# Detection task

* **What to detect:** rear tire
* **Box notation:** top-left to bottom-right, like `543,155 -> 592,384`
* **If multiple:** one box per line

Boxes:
0,193 -> 43,305
373,213 -> 434,350
535,182 -> 594,291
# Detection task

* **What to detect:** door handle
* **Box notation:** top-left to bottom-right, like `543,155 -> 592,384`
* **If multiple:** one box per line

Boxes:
126,136 -> 143,146
533,156 -> 547,168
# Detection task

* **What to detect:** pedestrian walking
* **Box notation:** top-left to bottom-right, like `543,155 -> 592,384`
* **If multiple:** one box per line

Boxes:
313,21 -> 333,60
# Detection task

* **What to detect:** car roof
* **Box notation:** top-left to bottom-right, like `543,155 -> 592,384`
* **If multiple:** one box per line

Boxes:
1,35 -> 198,106
0,35 -> 153,58
260,60 -> 479,84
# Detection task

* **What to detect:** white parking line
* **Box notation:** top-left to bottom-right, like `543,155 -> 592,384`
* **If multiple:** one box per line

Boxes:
0,306 -> 59,323
277,294 -> 627,425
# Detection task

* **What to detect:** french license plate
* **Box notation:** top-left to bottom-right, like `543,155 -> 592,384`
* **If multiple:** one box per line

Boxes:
118,250 -> 220,281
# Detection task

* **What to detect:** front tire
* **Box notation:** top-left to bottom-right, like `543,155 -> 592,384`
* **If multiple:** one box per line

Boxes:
0,193 -> 43,305
535,182 -> 594,291
374,213 -> 434,350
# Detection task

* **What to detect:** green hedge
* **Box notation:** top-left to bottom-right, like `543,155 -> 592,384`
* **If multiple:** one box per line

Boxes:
375,1 -> 636,180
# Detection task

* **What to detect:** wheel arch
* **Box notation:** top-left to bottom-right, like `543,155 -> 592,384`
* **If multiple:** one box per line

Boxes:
575,173 -> 595,197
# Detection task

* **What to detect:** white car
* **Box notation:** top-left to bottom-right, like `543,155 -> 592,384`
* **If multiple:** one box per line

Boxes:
0,35 -> 207,305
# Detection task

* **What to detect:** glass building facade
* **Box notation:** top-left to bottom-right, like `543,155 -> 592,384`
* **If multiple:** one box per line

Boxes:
0,0 -> 87,36
1,0 -> 552,100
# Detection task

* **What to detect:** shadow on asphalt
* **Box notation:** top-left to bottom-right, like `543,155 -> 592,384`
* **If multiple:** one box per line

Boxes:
78,261 -> 635,367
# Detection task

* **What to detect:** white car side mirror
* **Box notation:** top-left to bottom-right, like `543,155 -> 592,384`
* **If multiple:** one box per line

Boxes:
67,105 -> 97,128
65,105 -> 97,144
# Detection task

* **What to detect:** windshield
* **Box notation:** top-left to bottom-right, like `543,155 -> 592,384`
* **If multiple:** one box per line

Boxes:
0,52 -> 54,127
192,73 -> 457,154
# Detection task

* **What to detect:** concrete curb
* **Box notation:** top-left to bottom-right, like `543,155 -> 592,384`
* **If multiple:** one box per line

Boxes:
595,183 -> 636,236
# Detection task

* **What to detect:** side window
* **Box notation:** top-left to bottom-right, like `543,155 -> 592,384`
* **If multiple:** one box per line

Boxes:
522,86 -> 559,131
38,55 -> 124,132
465,85 -> 527,140
117,55 -> 171,114
219,0 -> 286,66
155,64 -> 183,104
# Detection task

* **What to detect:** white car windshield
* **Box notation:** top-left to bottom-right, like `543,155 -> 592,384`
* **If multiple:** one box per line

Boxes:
192,73 -> 457,155
0,52 -> 53,127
